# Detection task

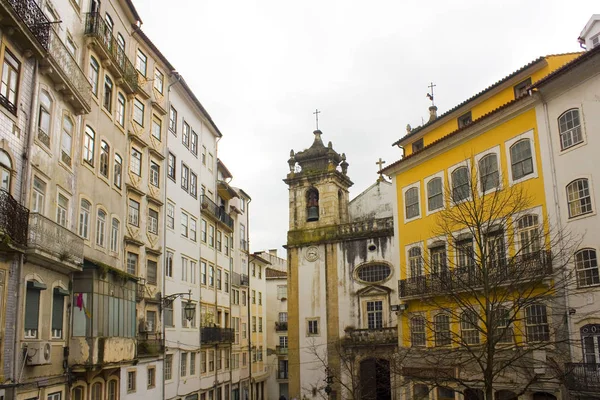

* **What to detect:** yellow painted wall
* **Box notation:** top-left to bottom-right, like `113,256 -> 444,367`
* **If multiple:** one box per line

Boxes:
403,53 -> 581,157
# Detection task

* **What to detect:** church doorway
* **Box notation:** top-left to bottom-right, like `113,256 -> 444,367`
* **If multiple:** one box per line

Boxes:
359,358 -> 391,400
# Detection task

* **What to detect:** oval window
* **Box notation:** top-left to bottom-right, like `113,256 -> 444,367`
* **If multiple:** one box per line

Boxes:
356,263 -> 391,283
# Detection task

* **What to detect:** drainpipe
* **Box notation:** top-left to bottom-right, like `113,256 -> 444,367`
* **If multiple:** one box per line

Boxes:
246,197 -> 252,400
214,135 -> 221,397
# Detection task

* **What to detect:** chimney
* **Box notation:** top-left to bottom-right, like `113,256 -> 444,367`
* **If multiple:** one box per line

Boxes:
428,105 -> 438,122
269,249 -> 277,256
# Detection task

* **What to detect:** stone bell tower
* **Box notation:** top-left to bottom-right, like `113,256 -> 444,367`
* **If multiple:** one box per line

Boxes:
284,130 -> 353,399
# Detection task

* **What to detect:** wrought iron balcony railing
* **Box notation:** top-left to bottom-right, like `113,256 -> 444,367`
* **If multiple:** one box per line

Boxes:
240,273 -> 249,286
0,190 -> 29,247
342,327 -> 398,346
201,195 -> 234,230
398,250 -> 552,299
200,326 -> 234,344
276,346 -> 288,355
278,369 -> 289,380
27,213 -> 84,267
275,321 -> 288,331
84,12 -> 139,93
565,362 -> 600,392
137,338 -> 164,357
0,0 -> 51,49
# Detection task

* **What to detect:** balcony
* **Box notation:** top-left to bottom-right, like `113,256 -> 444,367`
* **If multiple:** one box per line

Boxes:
565,363 -> 600,392
27,213 -> 84,271
275,321 -> 288,332
138,338 -> 164,357
0,190 -> 29,249
201,326 -> 234,344
276,346 -> 288,355
398,250 -> 552,300
84,12 -> 139,94
201,195 -> 234,230
240,273 -> 249,286
277,370 -> 289,380
0,0 -> 50,55
342,327 -> 398,347
240,239 -> 248,251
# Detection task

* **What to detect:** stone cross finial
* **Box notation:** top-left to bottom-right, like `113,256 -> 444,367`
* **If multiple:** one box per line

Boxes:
376,158 -> 386,182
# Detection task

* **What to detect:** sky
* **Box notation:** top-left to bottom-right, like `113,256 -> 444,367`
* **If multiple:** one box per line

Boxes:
134,0 -> 596,253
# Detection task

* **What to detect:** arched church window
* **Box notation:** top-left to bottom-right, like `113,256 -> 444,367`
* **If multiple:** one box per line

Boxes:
306,188 -> 319,222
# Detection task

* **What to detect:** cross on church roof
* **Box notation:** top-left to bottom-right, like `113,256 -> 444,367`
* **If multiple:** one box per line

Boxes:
427,82 -> 436,106
313,109 -> 321,130
376,158 -> 386,181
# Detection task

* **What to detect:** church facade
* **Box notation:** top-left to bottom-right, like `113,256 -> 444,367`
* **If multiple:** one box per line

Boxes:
285,130 -> 399,400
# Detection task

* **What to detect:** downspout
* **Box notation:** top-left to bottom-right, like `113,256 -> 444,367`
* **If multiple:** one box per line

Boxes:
214,135 -> 221,397
246,198 -> 252,400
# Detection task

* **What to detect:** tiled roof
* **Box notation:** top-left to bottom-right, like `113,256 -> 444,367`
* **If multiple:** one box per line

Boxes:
531,47 -> 599,89
266,268 -> 287,278
381,95 -> 529,174
391,52 -> 582,147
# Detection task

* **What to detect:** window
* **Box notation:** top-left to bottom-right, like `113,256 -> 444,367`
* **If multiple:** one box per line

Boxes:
66,35 -> 77,58
56,194 -> 69,227
412,138 -> 424,153
576,249 -> 599,287
103,75 -> 113,112
411,316 -> 426,346
150,161 -> 160,187
169,106 -> 177,133
513,77 -> 531,99
567,178 -> 593,218
190,352 -> 196,375
308,319 -> 319,335
38,90 -> 52,145
89,56 -> 99,96
191,131 -> 198,155
190,172 -> 198,198
493,306 -> 512,344
181,213 -> 189,237
165,354 -> 173,380
110,218 -> 119,253
209,265 -> 214,286
510,139 -> 533,180
516,214 -> 540,255
148,209 -> 159,234
190,218 -> 197,241
209,225 -> 215,247
258,292 -> 262,305
458,111 -> 472,128
128,199 -> 140,226
409,247 -> 423,277
456,238 -> 474,273
217,350 -> 222,369
413,384 -> 429,400
51,288 -> 66,338
434,314 -> 451,346
225,272 -> 229,293
113,154 -> 122,188
72,387 -> 84,400
147,260 -> 157,285
201,261 -> 207,285
252,290 -> 256,304
277,285 -> 288,299
429,244 -> 447,275
91,382 -> 102,400
217,269 -> 222,290
224,235 -> 229,255
452,166 -> 470,202
130,148 -> 142,176
166,154 -> 176,182
479,154 -> 499,192
460,310 -> 479,345
486,230 -> 505,269
209,153 -> 214,170
127,370 -> 136,392
154,69 -> 164,93
164,302 -> 173,327
209,350 -> 215,371
438,387 -> 455,400
182,122 -> 190,147
83,126 -> 95,166
25,281 -> 43,338
152,115 -> 161,141
79,199 -> 90,239
181,164 -> 189,190
32,176 -> 46,213
167,202 -> 175,229
117,33 -> 126,55
190,261 -> 197,285
201,219 -> 207,242
133,98 -> 144,126
252,316 -> 256,332
136,49 -> 147,76
127,252 -> 138,275
279,312 -> 288,322
165,251 -> 173,278
61,116 -> 73,166
99,141 -> 110,178
558,109 -> 583,150
366,300 -> 383,329
147,367 -> 156,388
525,304 -> 549,342
96,209 -> 106,247
116,93 -> 125,127
427,177 -> 443,211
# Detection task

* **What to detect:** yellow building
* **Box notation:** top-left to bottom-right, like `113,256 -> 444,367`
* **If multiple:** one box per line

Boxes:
382,53 -> 580,400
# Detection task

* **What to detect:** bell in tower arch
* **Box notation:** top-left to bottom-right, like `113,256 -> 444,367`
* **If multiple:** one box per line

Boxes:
306,188 -> 319,222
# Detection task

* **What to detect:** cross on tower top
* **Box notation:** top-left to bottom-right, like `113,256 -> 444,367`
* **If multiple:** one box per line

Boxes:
376,158 -> 386,182
426,82 -> 436,106
313,109 -> 321,130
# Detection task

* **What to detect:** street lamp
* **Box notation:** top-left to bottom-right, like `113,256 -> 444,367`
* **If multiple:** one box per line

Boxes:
162,290 -> 196,322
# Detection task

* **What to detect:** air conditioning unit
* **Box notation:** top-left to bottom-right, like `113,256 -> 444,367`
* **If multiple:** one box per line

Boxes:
26,342 -> 52,365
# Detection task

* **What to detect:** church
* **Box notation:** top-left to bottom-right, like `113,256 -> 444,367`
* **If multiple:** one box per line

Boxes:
284,130 -> 399,400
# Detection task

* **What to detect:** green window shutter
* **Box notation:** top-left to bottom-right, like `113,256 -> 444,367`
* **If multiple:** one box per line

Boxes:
52,290 -> 65,331
25,287 -> 41,330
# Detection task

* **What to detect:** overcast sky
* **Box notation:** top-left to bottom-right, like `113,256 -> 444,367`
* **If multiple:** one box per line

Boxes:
135,0 -> 595,253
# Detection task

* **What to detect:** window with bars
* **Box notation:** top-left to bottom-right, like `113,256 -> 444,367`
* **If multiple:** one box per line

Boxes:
525,304 -> 549,342
576,248 -> 599,288
567,178 -> 593,218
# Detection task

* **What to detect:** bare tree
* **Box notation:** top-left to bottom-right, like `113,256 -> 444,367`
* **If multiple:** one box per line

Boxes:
399,162 -> 579,400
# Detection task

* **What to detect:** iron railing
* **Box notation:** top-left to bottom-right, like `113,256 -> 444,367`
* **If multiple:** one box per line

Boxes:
240,239 -> 248,251
398,250 -> 552,299
276,346 -> 288,355
240,273 -> 249,286
200,326 -> 234,344
201,195 -> 234,230
1,0 -> 51,49
565,363 -> 600,391
275,321 -> 288,331
84,12 -> 139,93
137,338 -> 164,357
47,28 -> 92,108
0,190 -> 29,246
278,370 -> 289,380
342,327 -> 398,346
28,213 -> 84,265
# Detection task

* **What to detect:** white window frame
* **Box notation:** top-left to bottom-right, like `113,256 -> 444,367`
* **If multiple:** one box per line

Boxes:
474,145 -> 502,195
424,171 -> 445,216
448,159 -> 472,204
565,176 -> 595,220
557,108 -> 585,152
405,241 -> 424,278
402,181 -> 421,223
504,130 -> 538,185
